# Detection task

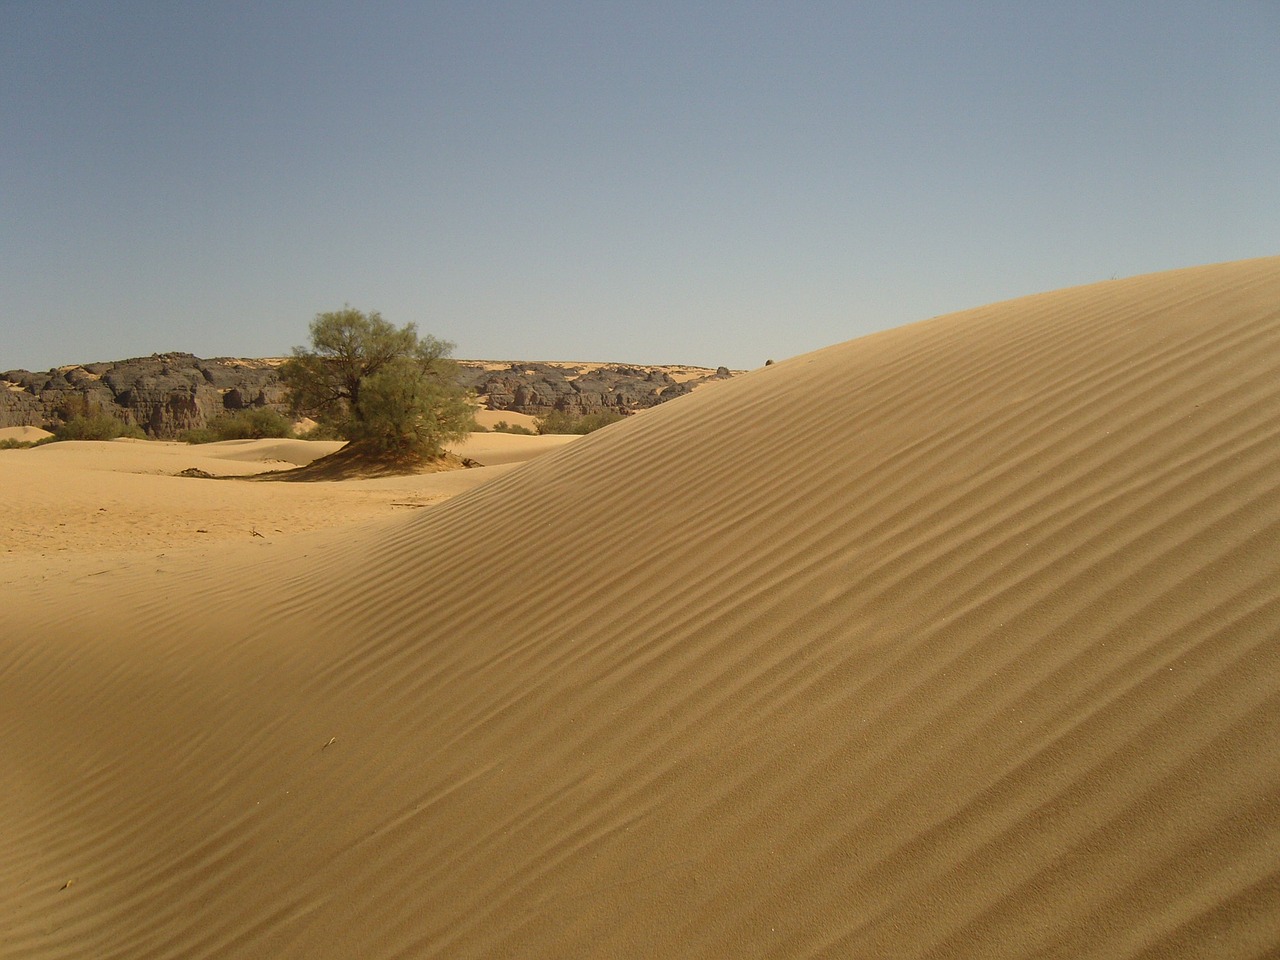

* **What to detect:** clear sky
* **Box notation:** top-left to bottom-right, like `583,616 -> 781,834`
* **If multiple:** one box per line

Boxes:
2,1 -> 1276,372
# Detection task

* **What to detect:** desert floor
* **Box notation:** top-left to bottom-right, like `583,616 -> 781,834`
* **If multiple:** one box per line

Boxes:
3,256 -> 1279,959
1,431 -> 573,553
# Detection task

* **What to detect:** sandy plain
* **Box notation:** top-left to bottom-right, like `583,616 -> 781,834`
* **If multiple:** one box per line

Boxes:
2,256 -> 1279,958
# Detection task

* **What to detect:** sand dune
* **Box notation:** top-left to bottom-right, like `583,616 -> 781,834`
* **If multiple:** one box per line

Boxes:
0,433 -> 574,559
3,256 -> 1278,958
0,426 -> 53,442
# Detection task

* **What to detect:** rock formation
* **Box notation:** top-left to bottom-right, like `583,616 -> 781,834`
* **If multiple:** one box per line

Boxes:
0,354 -> 740,437
0,353 -> 288,438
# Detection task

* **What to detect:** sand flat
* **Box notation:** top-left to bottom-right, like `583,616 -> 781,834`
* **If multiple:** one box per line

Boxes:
0,433 -> 576,557
2,257 -> 1278,958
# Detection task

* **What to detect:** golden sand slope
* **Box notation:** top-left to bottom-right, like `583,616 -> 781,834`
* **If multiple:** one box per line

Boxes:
0,433 -> 575,558
3,257 -> 1279,958
0,426 -> 53,442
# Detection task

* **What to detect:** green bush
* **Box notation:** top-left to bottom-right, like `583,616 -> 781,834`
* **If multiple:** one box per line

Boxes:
54,411 -> 146,441
346,362 -> 475,457
1,434 -> 57,448
182,407 -> 294,443
178,427 -> 217,444
534,409 -> 625,435
490,420 -> 536,436
47,395 -> 145,442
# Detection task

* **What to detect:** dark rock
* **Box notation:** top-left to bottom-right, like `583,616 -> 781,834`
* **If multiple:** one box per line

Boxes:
1,353 -> 742,435
0,385 -> 47,428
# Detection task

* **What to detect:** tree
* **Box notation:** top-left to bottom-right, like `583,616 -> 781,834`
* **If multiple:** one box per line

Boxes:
280,307 -> 474,458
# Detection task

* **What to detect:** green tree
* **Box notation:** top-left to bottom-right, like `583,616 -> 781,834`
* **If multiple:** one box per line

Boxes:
280,306 -> 474,457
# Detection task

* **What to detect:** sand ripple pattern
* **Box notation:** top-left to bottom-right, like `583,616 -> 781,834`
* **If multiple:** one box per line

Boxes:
3,256 -> 1279,958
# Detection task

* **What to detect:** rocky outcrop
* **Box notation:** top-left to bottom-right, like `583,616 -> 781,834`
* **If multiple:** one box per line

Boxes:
456,361 -> 730,417
0,353 -> 287,439
0,382 -> 48,428
0,354 -> 741,437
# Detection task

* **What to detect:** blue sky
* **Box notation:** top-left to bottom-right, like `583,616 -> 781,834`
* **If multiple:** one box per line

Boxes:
2,1 -> 1276,371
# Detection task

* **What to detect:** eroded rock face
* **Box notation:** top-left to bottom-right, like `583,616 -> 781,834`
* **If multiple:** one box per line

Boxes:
0,354 -> 741,436
0,354 -> 287,438
0,384 -> 46,428
454,361 -> 725,417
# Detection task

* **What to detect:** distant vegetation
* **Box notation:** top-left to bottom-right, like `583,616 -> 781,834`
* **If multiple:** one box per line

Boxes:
180,408 -> 294,444
51,397 -> 146,441
279,306 -> 475,459
473,420 -> 537,436
0,436 -> 54,449
55,415 -> 147,441
534,409 -> 625,435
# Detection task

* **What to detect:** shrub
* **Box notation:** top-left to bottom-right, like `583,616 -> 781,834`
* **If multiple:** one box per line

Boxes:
345,360 -> 475,457
178,426 -> 217,444
182,407 -> 294,443
534,409 -> 625,435
54,411 -> 146,441
490,420 -> 536,436
46,395 -> 144,442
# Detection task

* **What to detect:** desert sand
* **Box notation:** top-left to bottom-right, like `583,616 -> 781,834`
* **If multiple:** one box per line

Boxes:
0,426 -> 54,443
0,433 -> 576,561
2,256 -> 1278,958
472,407 -> 541,432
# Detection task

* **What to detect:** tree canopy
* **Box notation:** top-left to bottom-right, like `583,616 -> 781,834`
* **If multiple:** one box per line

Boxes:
280,307 -> 474,459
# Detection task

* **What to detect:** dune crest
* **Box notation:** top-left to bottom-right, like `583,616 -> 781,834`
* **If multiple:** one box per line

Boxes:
3,256 -> 1279,958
